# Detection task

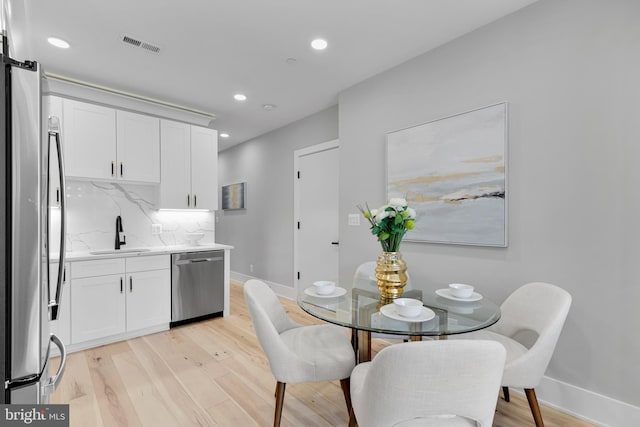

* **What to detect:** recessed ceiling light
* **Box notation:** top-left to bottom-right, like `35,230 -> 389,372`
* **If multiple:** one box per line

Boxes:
220,133 -> 230,138
47,37 -> 70,49
262,104 -> 277,111
310,38 -> 328,50
233,93 -> 247,101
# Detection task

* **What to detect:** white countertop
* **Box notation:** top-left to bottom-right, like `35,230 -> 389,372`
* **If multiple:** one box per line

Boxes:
55,243 -> 234,262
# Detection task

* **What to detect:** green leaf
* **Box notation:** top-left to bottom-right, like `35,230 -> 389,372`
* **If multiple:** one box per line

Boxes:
379,232 -> 390,240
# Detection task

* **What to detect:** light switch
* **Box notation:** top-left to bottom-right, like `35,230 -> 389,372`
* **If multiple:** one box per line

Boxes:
348,214 -> 361,226
151,223 -> 162,235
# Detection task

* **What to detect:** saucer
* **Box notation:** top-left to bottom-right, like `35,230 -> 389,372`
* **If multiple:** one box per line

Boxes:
435,288 -> 483,302
304,286 -> 347,298
380,304 -> 435,322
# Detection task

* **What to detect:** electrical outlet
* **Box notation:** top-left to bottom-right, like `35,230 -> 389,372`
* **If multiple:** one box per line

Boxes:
249,264 -> 254,273
348,214 -> 361,226
151,224 -> 162,235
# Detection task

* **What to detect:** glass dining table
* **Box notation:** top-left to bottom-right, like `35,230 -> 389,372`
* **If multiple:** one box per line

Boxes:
298,285 -> 501,363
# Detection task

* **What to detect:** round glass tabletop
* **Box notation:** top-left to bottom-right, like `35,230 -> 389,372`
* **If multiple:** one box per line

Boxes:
298,285 -> 501,337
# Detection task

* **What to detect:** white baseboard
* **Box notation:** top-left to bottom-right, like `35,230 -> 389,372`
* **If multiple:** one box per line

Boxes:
231,271 -> 296,300
231,271 -> 639,427
536,375 -> 639,427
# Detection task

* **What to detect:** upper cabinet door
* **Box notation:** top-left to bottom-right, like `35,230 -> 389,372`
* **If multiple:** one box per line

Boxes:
63,99 -> 116,180
116,111 -> 160,183
160,120 -> 191,209
190,126 -> 218,210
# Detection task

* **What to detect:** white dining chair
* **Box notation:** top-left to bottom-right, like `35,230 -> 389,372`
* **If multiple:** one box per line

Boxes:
243,279 -> 356,427
349,340 -> 506,427
454,282 -> 572,427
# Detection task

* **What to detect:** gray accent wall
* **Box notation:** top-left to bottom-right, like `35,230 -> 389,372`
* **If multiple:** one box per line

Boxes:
217,105 -> 338,287
339,0 -> 639,409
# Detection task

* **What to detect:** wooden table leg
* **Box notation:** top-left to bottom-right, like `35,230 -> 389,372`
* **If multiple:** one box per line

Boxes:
357,330 -> 371,363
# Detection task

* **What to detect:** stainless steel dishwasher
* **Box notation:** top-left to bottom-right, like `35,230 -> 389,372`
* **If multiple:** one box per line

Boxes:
171,251 -> 224,326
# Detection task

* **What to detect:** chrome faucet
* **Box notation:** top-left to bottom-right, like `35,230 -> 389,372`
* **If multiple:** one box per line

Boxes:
115,215 -> 126,250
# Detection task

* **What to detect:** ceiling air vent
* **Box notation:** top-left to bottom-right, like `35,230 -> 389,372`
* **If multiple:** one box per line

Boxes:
121,35 -> 161,54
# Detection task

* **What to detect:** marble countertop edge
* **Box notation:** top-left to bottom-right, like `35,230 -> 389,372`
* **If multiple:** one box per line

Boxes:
53,243 -> 234,262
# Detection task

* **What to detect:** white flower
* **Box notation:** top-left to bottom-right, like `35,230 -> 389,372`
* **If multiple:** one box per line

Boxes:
375,210 -> 390,222
369,208 -> 379,218
389,198 -> 407,208
406,207 -> 416,219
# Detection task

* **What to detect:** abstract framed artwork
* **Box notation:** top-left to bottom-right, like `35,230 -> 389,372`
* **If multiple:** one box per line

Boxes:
386,102 -> 508,246
221,182 -> 246,210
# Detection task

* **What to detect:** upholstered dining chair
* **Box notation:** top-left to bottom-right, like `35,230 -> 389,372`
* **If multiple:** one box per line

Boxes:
454,282 -> 572,427
349,340 -> 506,427
243,279 -> 356,427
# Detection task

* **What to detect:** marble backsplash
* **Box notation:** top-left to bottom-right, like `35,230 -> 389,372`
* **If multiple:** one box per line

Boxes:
50,180 -> 215,253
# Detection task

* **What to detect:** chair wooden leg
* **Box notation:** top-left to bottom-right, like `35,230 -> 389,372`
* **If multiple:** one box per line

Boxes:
348,407 -> 357,427
502,386 -> 510,402
340,378 -> 352,414
524,388 -> 544,427
274,382 -> 286,427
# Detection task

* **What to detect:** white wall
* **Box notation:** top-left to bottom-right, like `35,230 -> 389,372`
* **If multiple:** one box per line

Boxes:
216,106 -> 338,287
339,0 -> 639,423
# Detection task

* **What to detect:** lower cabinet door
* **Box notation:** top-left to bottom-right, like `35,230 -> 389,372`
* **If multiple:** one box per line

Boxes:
126,269 -> 170,331
72,274 -> 126,343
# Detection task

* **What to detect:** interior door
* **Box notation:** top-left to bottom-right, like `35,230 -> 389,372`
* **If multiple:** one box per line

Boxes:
296,143 -> 339,290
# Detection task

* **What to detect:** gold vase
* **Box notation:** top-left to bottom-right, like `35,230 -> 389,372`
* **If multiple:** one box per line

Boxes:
375,251 -> 408,299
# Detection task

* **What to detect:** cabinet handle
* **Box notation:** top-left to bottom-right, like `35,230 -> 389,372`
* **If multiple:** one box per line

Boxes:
129,276 -> 133,292
120,277 -> 123,293
194,195 -> 197,208
56,187 -> 60,204
111,161 -> 115,176
120,162 -> 123,177
187,194 -> 190,207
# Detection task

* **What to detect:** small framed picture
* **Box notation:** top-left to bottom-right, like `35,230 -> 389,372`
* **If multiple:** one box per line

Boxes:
221,182 -> 246,210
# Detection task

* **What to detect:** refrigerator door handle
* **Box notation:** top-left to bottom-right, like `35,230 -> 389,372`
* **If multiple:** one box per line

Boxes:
48,117 -> 67,320
43,334 -> 67,395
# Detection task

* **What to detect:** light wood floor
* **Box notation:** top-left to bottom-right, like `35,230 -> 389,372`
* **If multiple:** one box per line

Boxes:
52,281 -> 594,427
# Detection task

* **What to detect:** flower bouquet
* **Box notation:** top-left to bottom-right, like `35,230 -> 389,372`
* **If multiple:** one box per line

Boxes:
357,198 -> 416,299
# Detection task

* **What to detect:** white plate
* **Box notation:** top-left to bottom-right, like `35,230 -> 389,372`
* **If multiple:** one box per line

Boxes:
380,304 -> 435,322
304,286 -> 347,298
435,288 -> 483,302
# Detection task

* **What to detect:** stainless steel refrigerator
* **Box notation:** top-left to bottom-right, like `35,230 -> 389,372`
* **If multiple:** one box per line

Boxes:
0,32 -> 67,403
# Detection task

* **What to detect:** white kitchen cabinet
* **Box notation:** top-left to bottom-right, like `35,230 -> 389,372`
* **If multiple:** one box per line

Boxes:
190,126 -> 218,210
70,258 -> 127,343
72,273 -> 127,343
116,111 -> 160,183
159,120 -> 191,208
70,255 -> 170,346
62,98 -> 117,180
125,255 -> 170,331
49,262 -> 71,347
159,120 -> 218,210
61,98 -> 160,183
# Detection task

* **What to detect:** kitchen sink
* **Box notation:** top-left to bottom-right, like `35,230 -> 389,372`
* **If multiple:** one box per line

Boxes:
89,248 -> 152,255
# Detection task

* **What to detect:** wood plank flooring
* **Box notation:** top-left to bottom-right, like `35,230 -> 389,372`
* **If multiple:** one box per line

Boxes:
52,281 -> 595,427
